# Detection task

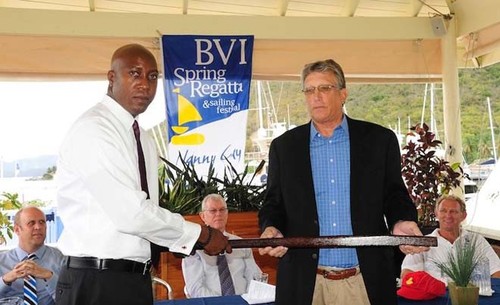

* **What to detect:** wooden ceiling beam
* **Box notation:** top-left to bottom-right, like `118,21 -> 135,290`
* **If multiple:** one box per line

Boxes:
0,7 -> 437,40
0,35 -> 442,82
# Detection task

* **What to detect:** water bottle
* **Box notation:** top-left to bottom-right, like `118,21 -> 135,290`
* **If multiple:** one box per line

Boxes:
472,257 -> 493,296
471,264 -> 481,287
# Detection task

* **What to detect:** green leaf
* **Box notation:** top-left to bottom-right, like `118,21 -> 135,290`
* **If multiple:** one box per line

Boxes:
432,235 -> 484,287
158,153 -> 266,215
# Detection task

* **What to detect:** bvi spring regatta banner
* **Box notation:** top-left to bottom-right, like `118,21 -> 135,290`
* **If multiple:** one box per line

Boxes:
161,35 -> 254,176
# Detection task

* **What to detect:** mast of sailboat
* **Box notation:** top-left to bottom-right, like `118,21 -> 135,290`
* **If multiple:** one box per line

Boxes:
151,125 -> 168,158
257,81 -> 264,131
158,125 -> 168,158
265,81 -> 279,124
420,83 -> 439,139
420,83 -> 428,128
487,97 -> 497,163
287,104 -> 291,130
430,83 -> 438,139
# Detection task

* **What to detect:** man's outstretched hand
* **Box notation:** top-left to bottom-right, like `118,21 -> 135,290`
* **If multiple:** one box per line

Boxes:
198,225 -> 232,256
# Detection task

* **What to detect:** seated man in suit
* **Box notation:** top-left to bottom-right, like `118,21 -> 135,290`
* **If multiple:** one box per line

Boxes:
401,195 -> 500,283
182,194 -> 262,297
0,206 -> 64,305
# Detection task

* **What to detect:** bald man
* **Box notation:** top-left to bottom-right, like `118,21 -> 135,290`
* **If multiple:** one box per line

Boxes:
0,206 -> 63,305
56,44 -> 230,305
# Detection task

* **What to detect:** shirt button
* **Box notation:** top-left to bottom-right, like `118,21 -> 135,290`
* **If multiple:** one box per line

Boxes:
332,201 -> 336,205
330,159 -> 333,162
333,223 -> 337,227
331,179 -> 335,183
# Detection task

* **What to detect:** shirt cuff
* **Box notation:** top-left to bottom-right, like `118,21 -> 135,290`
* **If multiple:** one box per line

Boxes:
168,221 -> 202,256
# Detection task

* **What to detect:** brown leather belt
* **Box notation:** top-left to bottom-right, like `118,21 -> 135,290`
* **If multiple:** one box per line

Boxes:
317,267 -> 358,280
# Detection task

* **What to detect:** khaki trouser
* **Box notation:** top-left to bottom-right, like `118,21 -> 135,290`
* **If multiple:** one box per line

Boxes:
312,269 -> 371,305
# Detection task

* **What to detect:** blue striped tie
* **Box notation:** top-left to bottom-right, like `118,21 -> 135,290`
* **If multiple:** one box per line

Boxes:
23,253 -> 37,305
217,255 -> 235,296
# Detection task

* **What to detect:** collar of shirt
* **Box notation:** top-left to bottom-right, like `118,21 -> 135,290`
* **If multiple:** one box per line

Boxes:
15,245 -> 47,261
309,115 -> 350,144
435,228 -> 467,238
102,94 -> 137,133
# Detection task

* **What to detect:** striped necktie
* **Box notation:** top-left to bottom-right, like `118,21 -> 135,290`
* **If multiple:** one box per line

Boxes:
23,253 -> 37,305
217,255 -> 235,296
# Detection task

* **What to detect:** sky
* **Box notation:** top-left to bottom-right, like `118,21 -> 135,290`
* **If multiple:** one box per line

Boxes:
0,80 -> 166,161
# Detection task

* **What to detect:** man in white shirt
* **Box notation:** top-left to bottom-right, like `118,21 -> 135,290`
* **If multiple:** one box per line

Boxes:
55,44 -> 231,305
401,195 -> 500,284
182,194 -> 262,297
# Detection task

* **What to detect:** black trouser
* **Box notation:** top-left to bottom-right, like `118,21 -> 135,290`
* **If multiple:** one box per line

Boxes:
55,266 -> 153,305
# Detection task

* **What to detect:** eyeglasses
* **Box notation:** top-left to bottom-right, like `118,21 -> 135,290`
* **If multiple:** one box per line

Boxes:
302,84 -> 340,95
203,208 -> 228,215
437,208 -> 461,215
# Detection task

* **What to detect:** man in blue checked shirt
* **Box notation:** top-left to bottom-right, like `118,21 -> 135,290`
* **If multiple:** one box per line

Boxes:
0,206 -> 63,305
258,59 -> 428,305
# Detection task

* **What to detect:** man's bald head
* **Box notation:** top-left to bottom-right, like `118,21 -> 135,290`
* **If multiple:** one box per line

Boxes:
107,43 -> 159,117
110,44 -> 157,71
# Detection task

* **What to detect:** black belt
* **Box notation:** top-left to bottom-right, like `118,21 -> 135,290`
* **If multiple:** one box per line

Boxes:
64,256 -> 152,275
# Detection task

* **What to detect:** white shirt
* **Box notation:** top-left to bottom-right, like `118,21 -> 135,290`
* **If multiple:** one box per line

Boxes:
182,232 -> 262,297
401,228 -> 500,284
56,95 -> 200,262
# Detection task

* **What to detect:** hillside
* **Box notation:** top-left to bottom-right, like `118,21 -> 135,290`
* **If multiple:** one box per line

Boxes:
246,63 -> 500,164
0,155 -> 57,178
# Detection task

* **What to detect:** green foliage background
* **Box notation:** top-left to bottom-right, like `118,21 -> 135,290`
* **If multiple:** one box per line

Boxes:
245,64 -> 500,164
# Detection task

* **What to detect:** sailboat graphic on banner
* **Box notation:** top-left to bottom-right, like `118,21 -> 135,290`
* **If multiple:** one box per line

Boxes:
171,88 -> 205,145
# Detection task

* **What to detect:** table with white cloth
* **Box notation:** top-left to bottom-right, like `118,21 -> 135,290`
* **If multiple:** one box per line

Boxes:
155,295 -> 273,305
155,279 -> 500,305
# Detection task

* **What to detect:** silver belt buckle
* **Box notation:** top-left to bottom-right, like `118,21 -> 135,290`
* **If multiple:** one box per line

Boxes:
143,259 -> 152,275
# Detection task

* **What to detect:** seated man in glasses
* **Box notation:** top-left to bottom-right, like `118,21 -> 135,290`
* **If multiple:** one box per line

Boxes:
182,194 -> 262,298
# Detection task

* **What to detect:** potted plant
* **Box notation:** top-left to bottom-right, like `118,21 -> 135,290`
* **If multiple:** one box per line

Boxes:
158,155 -> 266,214
0,192 -> 22,245
401,123 -> 464,228
433,235 -> 483,305
158,155 -> 219,215
217,157 -> 266,212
